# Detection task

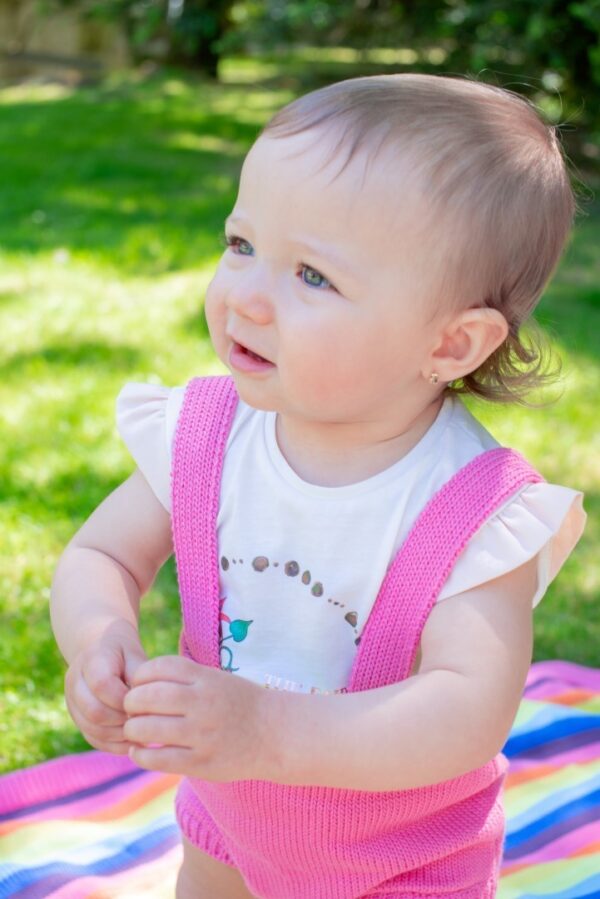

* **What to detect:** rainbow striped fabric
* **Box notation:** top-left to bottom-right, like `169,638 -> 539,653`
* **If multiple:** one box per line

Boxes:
0,660 -> 598,898
499,660 -> 600,898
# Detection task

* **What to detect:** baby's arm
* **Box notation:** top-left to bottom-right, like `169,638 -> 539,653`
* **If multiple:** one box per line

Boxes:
50,469 -> 173,754
265,555 -> 537,790
120,554 -> 537,787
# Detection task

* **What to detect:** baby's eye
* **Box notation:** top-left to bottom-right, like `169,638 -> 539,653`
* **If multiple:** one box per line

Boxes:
224,233 -> 254,256
300,265 -> 333,290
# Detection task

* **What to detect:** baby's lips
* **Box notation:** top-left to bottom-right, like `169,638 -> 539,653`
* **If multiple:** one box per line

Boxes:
129,742 -> 165,750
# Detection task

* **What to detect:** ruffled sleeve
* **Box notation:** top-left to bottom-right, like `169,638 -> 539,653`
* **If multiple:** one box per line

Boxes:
439,482 -> 586,607
115,382 -> 186,513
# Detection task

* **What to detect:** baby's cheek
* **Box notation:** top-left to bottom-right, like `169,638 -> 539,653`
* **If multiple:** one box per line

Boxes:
204,284 -> 223,328
204,301 -> 228,359
294,340 -> 352,391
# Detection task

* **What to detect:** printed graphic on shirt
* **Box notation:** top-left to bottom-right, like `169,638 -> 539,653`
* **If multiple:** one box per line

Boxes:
218,594 -> 253,673
218,552 -> 360,694
263,673 -> 348,695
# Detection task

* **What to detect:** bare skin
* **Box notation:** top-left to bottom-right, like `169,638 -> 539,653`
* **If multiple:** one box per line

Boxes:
176,837 -> 256,899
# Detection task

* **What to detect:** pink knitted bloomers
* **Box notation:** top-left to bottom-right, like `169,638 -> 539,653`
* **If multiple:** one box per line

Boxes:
170,377 -> 544,899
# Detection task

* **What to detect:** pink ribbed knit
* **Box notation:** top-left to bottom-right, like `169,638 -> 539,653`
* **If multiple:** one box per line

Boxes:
170,376 -> 545,899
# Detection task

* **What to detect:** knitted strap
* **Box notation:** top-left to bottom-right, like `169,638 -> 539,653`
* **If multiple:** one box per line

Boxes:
348,447 -> 545,693
170,376 -> 239,667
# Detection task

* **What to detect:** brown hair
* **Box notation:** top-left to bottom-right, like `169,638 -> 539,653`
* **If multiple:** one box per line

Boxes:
261,74 -> 575,404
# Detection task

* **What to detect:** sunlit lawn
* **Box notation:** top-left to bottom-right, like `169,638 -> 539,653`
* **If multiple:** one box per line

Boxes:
0,61 -> 598,773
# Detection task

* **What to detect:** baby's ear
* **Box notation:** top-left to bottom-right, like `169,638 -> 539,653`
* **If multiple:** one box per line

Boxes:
428,308 -> 508,383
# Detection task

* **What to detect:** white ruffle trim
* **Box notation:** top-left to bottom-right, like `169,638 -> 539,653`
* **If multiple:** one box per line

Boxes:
438,482 -> 585,607
116,381 -> 185,512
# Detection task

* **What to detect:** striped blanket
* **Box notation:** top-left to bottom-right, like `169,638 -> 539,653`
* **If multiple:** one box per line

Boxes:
0,660 -> 598,898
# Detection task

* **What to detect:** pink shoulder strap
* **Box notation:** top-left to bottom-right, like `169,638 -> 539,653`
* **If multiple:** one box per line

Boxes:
348,447 -> 545,692
170,376 -> 239,666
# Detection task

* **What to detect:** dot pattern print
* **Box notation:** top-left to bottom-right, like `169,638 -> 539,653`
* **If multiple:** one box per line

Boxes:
218,553 -> 361,690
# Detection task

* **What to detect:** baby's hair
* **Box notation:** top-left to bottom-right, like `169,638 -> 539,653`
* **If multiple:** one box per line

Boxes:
260,74 -> 576,404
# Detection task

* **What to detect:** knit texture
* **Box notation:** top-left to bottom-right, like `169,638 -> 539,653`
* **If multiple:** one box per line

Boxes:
170,376 -> 545,899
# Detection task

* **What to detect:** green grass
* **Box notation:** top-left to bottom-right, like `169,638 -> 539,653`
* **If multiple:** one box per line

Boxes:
0,62 -> 598,774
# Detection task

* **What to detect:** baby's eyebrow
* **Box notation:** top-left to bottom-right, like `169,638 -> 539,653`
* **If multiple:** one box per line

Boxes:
225,215 -> 359,279
291,236 -> 358,277
224,214 -> 246,230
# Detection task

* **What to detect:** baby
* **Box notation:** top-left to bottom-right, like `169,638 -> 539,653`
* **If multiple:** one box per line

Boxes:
51,74 -> 586,899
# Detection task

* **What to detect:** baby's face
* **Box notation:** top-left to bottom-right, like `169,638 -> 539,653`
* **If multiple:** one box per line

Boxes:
205,129 -> 444,423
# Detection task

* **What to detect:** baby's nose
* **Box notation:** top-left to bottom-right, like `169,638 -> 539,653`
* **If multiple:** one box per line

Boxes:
226,277 -> 274,325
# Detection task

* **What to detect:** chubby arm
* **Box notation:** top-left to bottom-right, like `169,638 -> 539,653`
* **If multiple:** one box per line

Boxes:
51,468 -> 173,661
51,468 -> 173,752
266,555 -> 537,790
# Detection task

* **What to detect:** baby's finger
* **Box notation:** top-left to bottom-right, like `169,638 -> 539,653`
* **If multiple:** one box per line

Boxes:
67,672 -> 127,728
124,681 -> 188,717
65,690 -> 127,742
83,654 -> 129,712
124,713 -> 188,749
80,719 -> 129,746
82,733 -> 133,756
123,648 -> 149,688
129,744 -> 194,774
130,655 -> 199,688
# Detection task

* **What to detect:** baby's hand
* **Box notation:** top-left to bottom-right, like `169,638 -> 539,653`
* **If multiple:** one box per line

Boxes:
123,656 -> 274,781
65,620 -> 148,755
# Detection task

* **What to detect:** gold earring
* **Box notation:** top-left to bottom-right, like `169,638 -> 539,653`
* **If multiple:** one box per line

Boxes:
429,372 -> 439,384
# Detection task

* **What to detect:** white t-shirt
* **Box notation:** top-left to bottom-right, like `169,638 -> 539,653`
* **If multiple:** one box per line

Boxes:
116,383 -> 586,696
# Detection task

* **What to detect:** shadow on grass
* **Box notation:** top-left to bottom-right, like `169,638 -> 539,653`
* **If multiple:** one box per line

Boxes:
1,341 -> 143,377
2,464 -> 124,529
0,73 -> 265,274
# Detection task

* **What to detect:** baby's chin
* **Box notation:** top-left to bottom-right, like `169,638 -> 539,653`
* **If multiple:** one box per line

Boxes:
227,370 -> 281,412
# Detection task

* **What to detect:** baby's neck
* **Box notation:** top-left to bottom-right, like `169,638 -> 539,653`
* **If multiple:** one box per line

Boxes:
275,397 -> 445,488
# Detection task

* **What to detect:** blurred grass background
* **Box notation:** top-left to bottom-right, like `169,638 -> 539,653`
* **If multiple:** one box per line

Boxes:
0,57 -> 598,774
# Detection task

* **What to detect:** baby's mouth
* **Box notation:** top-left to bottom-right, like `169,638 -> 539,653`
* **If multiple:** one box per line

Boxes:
229,340 -> 275,372
240,344 -> 269,363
